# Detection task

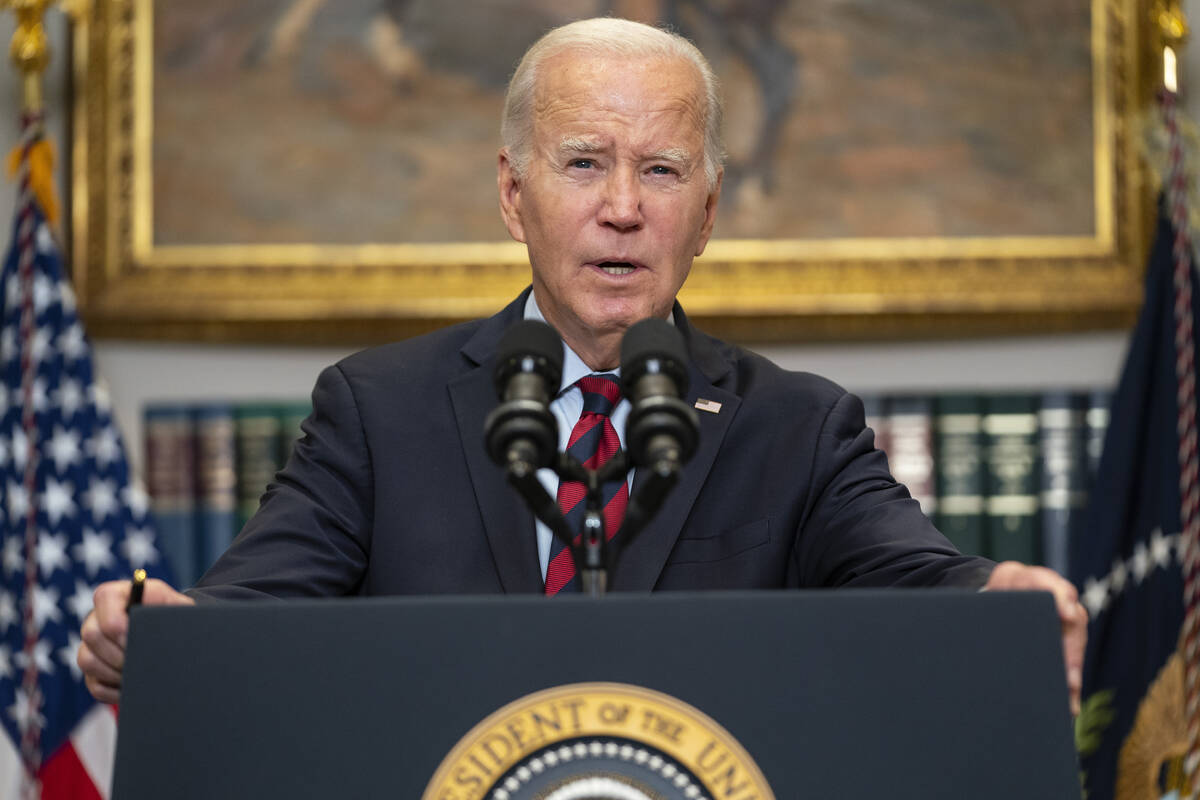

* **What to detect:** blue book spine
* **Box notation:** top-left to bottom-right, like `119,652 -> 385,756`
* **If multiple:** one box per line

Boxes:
144,404 -> 197,587
195,404 -> 237,580
1038,392 -> 1087,576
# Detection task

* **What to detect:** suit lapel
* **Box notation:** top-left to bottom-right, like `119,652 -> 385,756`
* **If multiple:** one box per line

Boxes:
449,291 -> 544,594
611,308 -> 741,591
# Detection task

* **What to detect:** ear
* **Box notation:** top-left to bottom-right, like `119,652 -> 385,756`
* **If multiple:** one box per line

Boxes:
497,149 -> 527,244
693,169 -> 722,257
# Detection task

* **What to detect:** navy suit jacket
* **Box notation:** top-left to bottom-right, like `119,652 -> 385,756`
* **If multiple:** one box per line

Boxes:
191,291 -> 993,600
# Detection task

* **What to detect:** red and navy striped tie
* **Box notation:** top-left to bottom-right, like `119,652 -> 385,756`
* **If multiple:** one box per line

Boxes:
544,374 -> 628,595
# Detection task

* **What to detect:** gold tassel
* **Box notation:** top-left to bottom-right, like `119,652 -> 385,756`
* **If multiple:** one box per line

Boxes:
4,138 -> 59,224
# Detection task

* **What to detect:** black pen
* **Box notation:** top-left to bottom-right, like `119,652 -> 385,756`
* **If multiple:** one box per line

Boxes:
126,568 -> 146,611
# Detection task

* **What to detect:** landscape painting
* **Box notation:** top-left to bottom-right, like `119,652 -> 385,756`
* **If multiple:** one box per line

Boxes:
150,0 -> 1095,246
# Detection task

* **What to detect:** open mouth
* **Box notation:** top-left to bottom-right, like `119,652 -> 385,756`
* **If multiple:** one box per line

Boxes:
594,261 -> 640,275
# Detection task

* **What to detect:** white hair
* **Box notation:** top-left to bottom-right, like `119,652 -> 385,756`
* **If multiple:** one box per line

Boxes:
501,17 -> 725,191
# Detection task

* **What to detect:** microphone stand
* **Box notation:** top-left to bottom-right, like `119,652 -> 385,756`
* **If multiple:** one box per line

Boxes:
501,448 -> 685,598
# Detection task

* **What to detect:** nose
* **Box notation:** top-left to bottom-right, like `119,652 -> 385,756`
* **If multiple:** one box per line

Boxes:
597,167 -> 643,231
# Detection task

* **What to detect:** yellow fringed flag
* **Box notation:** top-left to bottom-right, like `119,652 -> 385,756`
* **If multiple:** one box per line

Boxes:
5,137 -> 57,224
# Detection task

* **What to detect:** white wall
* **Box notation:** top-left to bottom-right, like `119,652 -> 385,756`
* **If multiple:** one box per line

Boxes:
1,8 -> 1192,472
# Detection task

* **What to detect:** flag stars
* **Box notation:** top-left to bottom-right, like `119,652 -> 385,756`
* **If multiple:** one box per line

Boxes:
10,427 -> 28,472
29,328 -> 53,366
1084,528 -> 1186,614
2,536 -> 22,577
88,426 -> 121,469
31,376 -> 49,412
122,527 -> 158,569
123,481 -> 150,520
59,634 -> 83,681
59,282 -> 76,315
47,425 -> 82,473
54,377 -> 84,421
0,645 -> 10,679
1130,541 -> 1151,583
67,581 -> 94,623
1109,559 -> 1127,594
57,322 -> 86,363
90,382 -> 112,413
35,222 -> 56,256
31,272 -> 55,314
1149,528 -> 1174,569
32,584 -> 62,631
84,477 -> 118,522
4,274 -> 20,312
0,592 -> 16,631
36,530 -> 70,577
14,639 -> 55,676
40,477 -> 77,526
7,480 -> 30,522
1082,575 -> 1110,617
8,687 -> 46,732
73,528 -> 115,578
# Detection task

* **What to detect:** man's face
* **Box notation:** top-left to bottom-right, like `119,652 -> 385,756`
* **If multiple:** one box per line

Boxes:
498,52 -> 721,364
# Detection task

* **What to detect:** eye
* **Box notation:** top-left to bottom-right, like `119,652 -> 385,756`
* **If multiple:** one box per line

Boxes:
569,159 -> 594,169
648,165 -> 677,176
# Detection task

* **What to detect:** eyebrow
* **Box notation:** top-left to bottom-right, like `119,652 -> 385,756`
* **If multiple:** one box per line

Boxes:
647,148 -> 692,167
558,137 -> 605,155
557,139 -> 694,167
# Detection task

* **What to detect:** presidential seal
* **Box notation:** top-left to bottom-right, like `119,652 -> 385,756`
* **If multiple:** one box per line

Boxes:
423,682 -> 775,800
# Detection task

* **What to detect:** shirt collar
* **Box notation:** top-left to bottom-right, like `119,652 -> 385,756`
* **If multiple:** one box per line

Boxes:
524,293 -> 598,395
523,290 -> 677,396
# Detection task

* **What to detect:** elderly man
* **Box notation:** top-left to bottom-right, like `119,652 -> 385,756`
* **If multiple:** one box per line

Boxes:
79,18 -> 1086,710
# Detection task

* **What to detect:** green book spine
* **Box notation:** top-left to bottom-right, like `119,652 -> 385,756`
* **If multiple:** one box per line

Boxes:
235,404 -> 284,533
887,396 -> 936,517
278,401 -> 312,464
983,395 -> 1041,564
934,394 -> 986,557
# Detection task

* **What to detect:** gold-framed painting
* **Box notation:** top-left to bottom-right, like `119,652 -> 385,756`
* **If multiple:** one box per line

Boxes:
70,0 -> 1161,344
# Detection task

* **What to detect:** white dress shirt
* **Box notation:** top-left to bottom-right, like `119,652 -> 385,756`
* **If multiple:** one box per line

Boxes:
524,293 -> 634,579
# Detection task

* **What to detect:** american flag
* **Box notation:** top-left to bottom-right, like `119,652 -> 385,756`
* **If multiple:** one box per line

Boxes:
0,115 -> 167,798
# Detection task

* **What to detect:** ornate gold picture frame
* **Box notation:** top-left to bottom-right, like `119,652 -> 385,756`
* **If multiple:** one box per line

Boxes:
71,0 -> 1158,344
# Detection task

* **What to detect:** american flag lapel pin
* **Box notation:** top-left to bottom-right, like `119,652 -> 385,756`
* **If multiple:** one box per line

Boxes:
694,398 -> 722,414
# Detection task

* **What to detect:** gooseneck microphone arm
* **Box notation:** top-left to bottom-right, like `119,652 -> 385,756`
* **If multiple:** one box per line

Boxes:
592,318 -> 698,576
484,318 -> 699,596
484,320 -> 612,593
483,320 -> 578,553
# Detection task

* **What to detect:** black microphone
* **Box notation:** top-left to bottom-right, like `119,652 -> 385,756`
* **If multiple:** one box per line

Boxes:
484,320 -> 563,471
620,318 -> 699,471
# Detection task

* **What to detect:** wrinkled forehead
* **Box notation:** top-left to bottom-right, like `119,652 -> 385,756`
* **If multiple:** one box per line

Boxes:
531,51 -> 707,134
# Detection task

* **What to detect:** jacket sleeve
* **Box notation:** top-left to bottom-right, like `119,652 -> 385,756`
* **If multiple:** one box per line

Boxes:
794,391 -> 995,589
188,364 -> 374,601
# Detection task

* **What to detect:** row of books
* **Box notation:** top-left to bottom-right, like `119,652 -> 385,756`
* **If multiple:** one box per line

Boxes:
144,401 -> 311,587
862,390 -> 1111,576
144,389 -> 1111,587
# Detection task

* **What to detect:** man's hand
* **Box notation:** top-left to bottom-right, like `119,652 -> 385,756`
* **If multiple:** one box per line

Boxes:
984,561 -> 1088,715
78,578 -> 195,703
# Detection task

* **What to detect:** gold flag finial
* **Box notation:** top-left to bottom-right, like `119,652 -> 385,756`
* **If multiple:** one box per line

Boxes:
2,0 -> 90,113
1153,0 -> 1190,92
